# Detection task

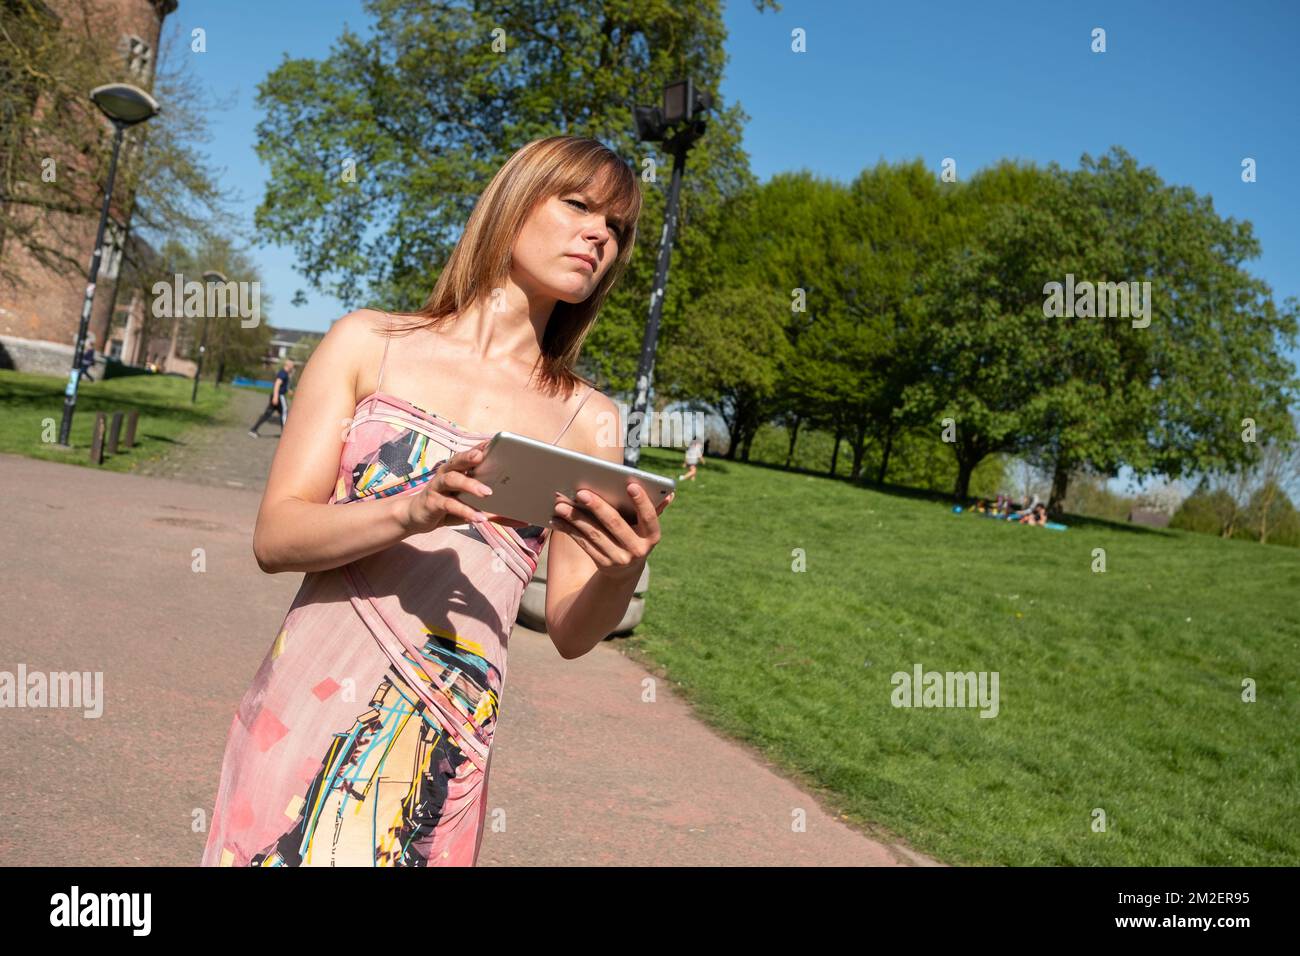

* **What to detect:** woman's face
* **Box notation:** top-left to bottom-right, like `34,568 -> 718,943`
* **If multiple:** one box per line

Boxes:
510,184 -> 624,305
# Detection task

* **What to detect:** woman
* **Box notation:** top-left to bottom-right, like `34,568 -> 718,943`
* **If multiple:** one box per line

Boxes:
200,136 -> 674,867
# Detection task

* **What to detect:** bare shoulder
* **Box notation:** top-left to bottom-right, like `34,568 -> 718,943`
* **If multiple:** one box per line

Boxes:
333,308 -> 391,340
316,309 -> 390,394
568,386 -> 622,464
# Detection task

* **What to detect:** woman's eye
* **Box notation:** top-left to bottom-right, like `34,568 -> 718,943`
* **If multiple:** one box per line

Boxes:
566,198 -> 620,240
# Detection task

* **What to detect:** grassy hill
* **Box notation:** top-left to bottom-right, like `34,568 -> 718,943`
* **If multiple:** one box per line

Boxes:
630,445 -> 1300,865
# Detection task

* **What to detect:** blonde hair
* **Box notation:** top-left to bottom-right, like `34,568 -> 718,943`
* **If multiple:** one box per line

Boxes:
378,135 -> 642,396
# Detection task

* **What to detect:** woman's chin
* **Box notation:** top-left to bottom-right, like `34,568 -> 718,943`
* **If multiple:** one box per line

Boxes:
555,285 -> 596,305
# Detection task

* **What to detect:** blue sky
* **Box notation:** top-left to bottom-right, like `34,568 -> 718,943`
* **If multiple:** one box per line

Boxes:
166,0 -> 1299,383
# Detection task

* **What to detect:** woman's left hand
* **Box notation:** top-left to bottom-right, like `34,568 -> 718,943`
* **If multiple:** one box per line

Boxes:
549,481 -> 675,579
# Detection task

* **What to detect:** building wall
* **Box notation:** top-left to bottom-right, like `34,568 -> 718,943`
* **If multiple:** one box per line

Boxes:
0,0 -> 176,370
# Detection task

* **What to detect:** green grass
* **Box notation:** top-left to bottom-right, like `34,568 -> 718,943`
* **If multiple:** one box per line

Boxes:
0,370 -> 237,472
629,445 -> 1300,865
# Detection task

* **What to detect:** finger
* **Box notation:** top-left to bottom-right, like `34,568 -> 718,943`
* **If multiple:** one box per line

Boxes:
439,495 -> 490,524
445,447 -> 486,472
568,489 -> 640,551
548,515 -> 615,567
553,503 -> 632,562
482,513 -> 530,528
654,491 -> 676,517
624,480 -> 660,533
438,469 -> 493,498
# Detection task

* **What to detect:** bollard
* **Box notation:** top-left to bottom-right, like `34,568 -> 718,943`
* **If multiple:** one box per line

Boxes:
107,411 -> 124,455
124,409 -> 139,447
90,412 -> 106,465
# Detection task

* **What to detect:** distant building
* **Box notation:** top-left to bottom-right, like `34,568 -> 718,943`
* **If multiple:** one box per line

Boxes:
0,0 -> 178,377
262,328 -> 323,367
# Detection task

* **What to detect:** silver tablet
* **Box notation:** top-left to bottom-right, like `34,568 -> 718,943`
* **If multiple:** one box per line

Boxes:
455,431 -> 676,528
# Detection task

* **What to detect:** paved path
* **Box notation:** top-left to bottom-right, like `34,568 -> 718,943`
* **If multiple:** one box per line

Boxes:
129,385 -> 282,489
0,403 -> 939,866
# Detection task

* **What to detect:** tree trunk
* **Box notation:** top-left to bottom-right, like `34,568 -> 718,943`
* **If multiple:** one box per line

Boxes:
953,457 -> 976,500
829,428 -> 841,476
1258,484 -> 1275,544
784,415 -> 801,469
849,421 -> 867,481
1048,458 -> 1071,514
877,429 -> 894,484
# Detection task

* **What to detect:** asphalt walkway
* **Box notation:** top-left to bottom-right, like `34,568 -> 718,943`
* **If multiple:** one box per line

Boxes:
0,392 -> 937,866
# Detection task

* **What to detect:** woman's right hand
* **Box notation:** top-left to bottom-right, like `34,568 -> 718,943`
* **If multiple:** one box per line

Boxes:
400,441 -> 530,534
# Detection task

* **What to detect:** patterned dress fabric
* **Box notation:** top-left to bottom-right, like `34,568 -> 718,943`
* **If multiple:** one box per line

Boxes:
201,320 -> 594,866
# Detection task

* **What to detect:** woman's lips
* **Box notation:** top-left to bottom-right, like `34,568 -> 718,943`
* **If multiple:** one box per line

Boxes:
566,254 -> 594,271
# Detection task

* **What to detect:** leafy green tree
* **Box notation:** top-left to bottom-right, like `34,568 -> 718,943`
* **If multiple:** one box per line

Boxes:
1243,479 -> 1300,546
660,284 -> 792,459
836,159 -> 950,481
145,234 -> 275,380
252,0 -> 779,402
1169,481 -> 1241,537
1033,148 -> 1299,510
902,161 -> 1069,499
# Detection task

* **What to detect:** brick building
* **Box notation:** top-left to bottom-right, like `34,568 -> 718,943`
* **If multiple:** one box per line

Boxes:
0,0 -> 178,378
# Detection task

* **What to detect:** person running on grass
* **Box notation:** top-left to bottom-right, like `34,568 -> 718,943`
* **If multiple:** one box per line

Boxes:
679,437 -> 704,481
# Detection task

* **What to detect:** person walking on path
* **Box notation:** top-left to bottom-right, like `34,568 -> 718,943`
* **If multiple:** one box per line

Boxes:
201,136 -> 676,868
679,437 -> 703,481
78,334 -> 97,382
248,359 -> 295,437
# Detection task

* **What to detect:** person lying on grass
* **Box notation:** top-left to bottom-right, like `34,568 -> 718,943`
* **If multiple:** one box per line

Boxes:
1017,503 -> 1048,526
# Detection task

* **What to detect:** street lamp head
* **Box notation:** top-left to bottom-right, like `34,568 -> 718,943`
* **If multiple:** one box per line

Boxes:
635,79 -> 713,144
202,270 -> 228,284
663,79 -> 712,126
634,104 -> 666,143
90,83 -> 160,127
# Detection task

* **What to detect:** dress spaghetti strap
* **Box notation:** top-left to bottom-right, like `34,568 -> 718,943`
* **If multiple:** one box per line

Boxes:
551,384 -> 597,444
370,311 -> 393,415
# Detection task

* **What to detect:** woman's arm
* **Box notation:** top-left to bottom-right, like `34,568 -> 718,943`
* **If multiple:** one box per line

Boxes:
544,393 -> 673,659
252,311 -> 420,574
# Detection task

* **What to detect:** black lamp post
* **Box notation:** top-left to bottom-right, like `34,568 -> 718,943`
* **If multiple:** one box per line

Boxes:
625,78 -> 712,468
57,83 -> 159,447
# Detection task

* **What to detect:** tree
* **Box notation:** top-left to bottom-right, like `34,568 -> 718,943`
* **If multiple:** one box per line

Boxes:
1193,414 -> 1300,544
0,0 -> 236,291
902,161 -> 1070,499
1169,480 -> 1242,538
685,171 -> 858,468
834,159 -> 949,482
659,284 -> 792,460
251,0 -> 780,402
147,233 -> 276,380
1040,148 -> 1300,510
1243,480 -> 1300,546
